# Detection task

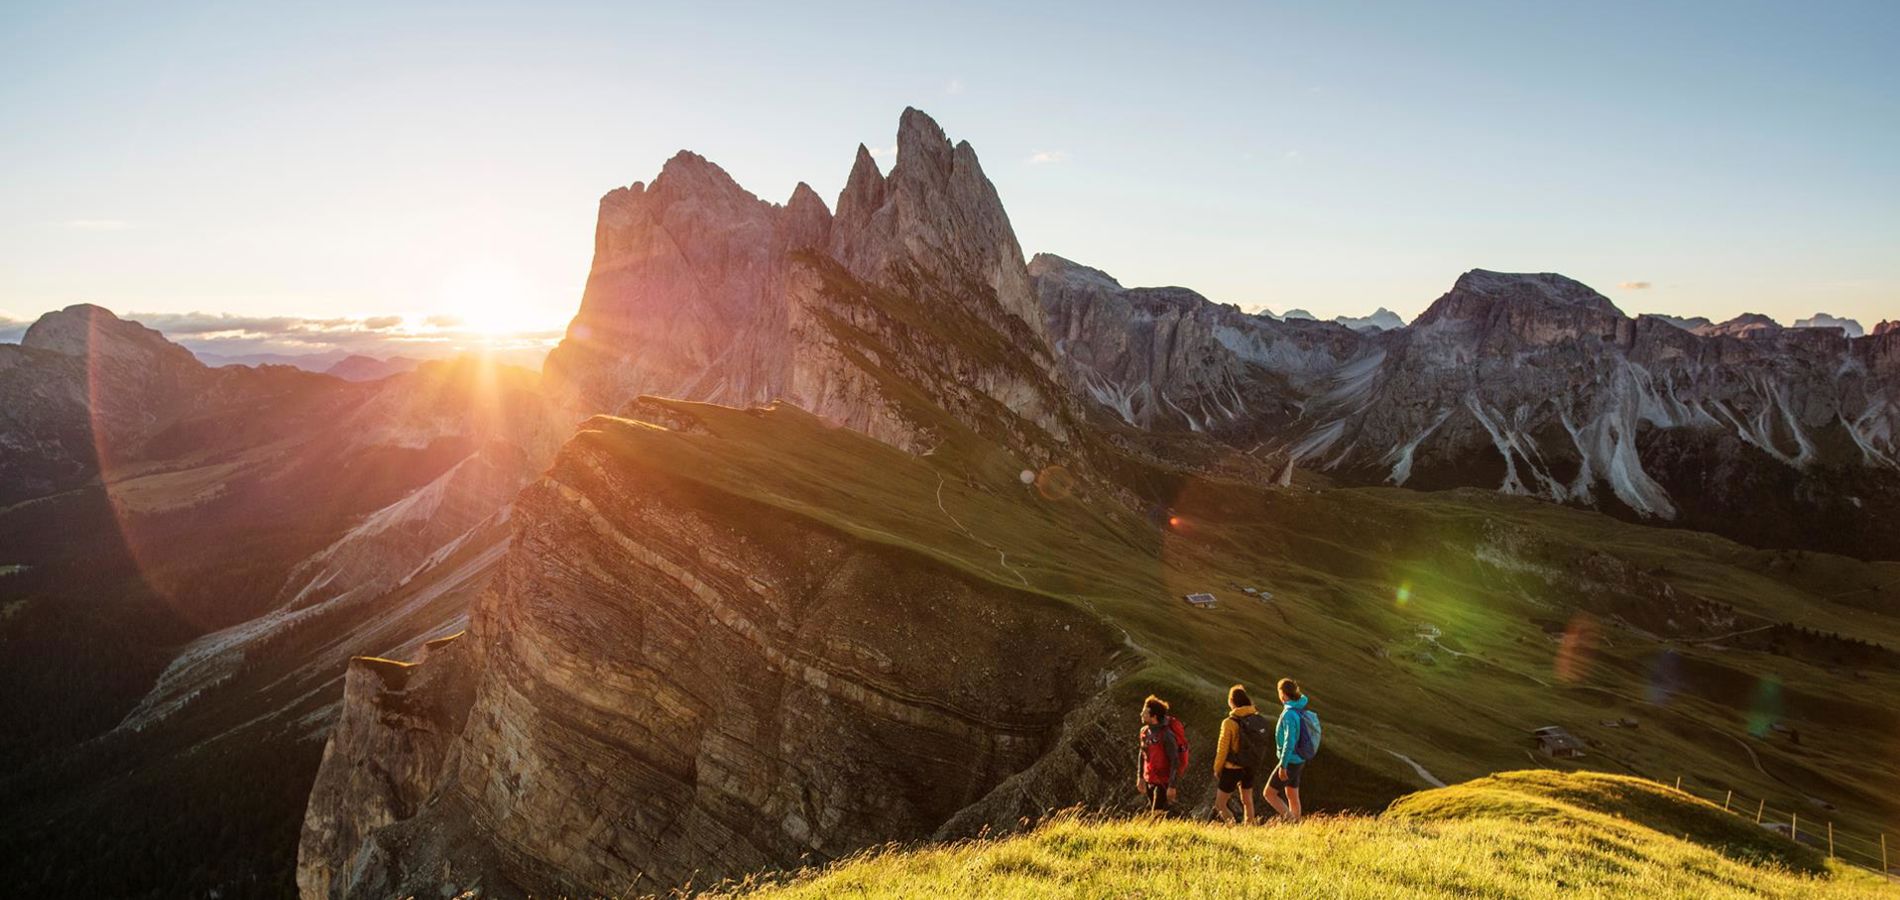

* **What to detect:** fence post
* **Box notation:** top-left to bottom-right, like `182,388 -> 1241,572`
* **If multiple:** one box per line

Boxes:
1791,813 -> 1798,844
1722,790 -> 1732,812
1755,798 -> 1765,824
1882,833 -> 1888,878
1675,775 -> 1682,792
1827,821 -> 1834,859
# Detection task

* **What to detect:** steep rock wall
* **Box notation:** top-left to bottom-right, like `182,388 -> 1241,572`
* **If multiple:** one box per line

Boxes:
298,418 -> 1128,898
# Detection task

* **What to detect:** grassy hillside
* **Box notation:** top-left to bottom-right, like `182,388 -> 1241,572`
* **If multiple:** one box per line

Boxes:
712,772 -> 1894,898
593,397 -> 1900,843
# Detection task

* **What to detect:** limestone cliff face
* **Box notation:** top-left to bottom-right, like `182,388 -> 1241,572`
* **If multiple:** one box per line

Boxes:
296,635 -> 479,900
1032,253 -> 1367,435
829,108 -> 1048,346
298,415 -> 1127,898
542,151 -> 817,413
1043,260 -> 1900,556
544,108 -> 1073,462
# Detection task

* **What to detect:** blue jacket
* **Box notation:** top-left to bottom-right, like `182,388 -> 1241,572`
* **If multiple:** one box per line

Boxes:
1276,695 -> 1310,766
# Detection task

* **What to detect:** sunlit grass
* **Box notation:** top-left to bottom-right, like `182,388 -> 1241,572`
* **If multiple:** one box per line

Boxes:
584,397 -> 1900,843
710,772 -> 1891,899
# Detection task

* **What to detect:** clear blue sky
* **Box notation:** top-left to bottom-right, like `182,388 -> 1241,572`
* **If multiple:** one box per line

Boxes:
2,0 -> 1895,351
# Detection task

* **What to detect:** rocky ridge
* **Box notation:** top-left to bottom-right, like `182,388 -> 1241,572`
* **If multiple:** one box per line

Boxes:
544,107 -> 1072,463
297,413 -> 1125,897
1042,261 -> 1899,555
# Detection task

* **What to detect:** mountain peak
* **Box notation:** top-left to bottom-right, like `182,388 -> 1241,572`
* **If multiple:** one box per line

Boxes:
650,150 -> 756,207
21,304 -> 200,368
1792,312 -> 1864,338
1026,253 -> 1121,290
1449,270 -> 1624,315
1333,307 -> 1407,332
834,144 -> 887,235
1697,313 -> 1782,339
828,108 -> 1045,339
896,106 -> 953,174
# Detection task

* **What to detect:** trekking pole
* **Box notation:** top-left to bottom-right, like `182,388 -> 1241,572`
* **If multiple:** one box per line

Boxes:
1881,833 -> 1888,879
1827,821 -> 1834,859
1755,798 -> 1765,824
1675,775 -> 1682,792
1722,789 -> 1732,812
1791,813 -> 1798,844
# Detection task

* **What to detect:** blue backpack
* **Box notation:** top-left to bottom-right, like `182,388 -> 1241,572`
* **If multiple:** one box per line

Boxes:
1294,707 -> 1322,760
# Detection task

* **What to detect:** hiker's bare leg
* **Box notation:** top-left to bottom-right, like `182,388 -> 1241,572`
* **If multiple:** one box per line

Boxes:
1239,785 -> 1257,824
1285,787 -> 1302,820
1260,786 -> 1292,819
1213,788 -> 1236,822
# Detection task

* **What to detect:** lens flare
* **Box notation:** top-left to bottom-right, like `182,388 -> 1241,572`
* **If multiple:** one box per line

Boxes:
1395,582 -> 1412,606
1746,675 -> 1784,737
1645,649 -> 1682,706
1554,614 -> 1600,683
1033,465 -> 1076,501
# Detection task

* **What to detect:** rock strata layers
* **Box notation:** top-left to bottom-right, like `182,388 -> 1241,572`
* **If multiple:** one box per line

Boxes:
297,415 -> 1124,898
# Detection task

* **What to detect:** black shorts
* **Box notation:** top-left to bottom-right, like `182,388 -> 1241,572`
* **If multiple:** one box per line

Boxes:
1217,766 -> 1255,793
1270,762 -> 1305,789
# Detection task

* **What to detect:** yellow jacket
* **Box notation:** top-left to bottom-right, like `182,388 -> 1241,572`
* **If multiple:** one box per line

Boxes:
1213,705 -> 1259,772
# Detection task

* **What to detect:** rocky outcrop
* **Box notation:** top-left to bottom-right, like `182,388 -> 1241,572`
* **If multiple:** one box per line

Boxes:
1695,312 -> 1783,339
544,108 -> 1073,462
1648,313 -> 1713,333
297,635 -> 479,900
1031,253 -> 1367,434
1,304 -> 217,503
1047,264 -> 1900,557
297,415 -> 1125,898
1281,272 -> 1894,500
1792,312 -> 1865,338
829,109 -> 1047,345
1333,308 -> 1406,332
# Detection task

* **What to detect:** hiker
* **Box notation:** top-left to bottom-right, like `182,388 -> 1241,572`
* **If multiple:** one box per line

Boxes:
1211,684 -> 1273,823
1260,677 -> 1320,822
1135,694 -> 1188,814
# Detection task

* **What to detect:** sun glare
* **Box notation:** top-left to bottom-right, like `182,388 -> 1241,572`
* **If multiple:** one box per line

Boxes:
435,259 -> 549,339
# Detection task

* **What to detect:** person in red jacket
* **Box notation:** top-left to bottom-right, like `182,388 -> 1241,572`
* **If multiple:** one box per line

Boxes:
1136,694 -> 1188,814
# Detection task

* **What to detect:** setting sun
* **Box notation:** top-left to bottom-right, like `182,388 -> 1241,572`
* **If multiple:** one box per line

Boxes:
433,259 -> 551,339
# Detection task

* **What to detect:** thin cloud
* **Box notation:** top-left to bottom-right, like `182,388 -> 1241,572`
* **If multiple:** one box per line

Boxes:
944,78 -> 965,95
127,311 -> 364,335
1027,150 -> 1069,165
425,314 -> 463,328
361,315 -> 403,330
0,314 -> 26,343
64,219 -> 130,230
868,144 -> 897,160
1617,281 -> 1652,290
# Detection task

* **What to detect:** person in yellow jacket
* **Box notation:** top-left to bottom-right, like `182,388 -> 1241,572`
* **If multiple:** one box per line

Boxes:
1211,683 -> 1275,823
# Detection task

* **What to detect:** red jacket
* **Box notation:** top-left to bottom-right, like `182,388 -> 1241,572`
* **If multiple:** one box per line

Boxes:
1140,716 -> 1189,785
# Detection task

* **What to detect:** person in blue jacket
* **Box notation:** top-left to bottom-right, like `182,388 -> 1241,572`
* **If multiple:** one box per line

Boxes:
1261,678 -> 1310,822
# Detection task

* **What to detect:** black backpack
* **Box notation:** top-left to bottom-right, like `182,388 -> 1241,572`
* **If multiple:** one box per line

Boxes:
1233,711 -> 1274,770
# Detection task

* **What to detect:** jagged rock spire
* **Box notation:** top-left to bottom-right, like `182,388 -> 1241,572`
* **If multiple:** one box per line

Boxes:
829,108 -> 1046,341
